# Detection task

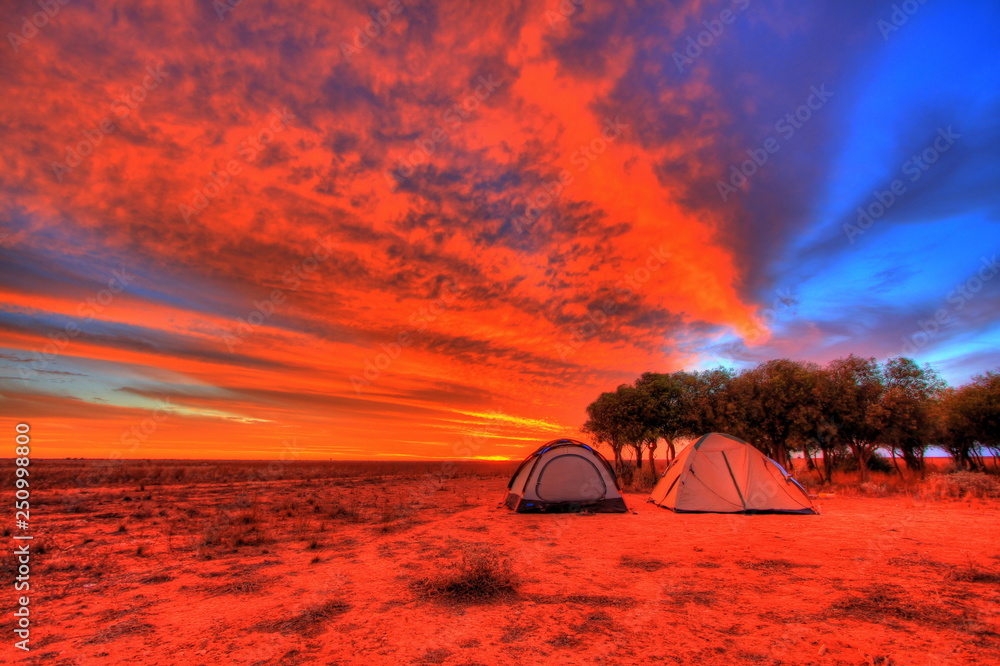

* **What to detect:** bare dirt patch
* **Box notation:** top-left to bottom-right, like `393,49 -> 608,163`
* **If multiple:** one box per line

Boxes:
22,460 -> 1000,664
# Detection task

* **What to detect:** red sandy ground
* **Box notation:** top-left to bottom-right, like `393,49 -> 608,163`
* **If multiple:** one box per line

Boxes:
14,465 -> 1000,665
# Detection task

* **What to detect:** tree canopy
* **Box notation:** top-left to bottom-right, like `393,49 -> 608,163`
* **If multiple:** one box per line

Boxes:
582,356 -> 996,482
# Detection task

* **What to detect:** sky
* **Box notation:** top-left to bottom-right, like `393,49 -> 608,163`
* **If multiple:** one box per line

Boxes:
1,0 -> 998,460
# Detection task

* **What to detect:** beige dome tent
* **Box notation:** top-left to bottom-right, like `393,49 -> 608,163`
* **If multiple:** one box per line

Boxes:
505,439 -> 628,513
649,433 -> 817,514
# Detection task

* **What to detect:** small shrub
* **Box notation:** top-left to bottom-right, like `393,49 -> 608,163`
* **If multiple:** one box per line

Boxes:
416,546 -> 519,602
327,503 -> 359,520
253,600 -> 350,637
836,455 -> 895,474
920,472 -> 1000,500
945,556 -> 1000,584
618,465 -> 659,493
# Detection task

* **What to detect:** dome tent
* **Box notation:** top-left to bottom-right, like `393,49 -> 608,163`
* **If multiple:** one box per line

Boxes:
505,439 -> 628,513
649,433 -> 817,514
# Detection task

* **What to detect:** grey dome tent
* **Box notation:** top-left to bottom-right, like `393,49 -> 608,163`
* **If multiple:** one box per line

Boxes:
505,439 -> 628,513
649,433 -> 817,514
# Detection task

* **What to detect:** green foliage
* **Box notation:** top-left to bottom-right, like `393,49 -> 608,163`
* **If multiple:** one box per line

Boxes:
583,356 -> 998,484
937,371 -> 1000,469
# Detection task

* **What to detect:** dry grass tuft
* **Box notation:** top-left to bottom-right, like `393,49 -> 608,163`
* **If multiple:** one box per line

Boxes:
196,498 -> 273,555
737,557 -> 802,572
664,585 -> 717,606
620,555 -> 668,572
617,465 -> 659,493
87,618 -> 155,644
831,584 -> 956,626
252,600 -> 351,637
215,577 -> 266,594
832,585 -> 923,622
415,546 -> 519,602
945,556 -> 1000,584
919,473 -> 1000,501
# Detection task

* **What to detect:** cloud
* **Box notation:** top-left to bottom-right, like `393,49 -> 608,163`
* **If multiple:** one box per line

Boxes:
1,0 -> 998,458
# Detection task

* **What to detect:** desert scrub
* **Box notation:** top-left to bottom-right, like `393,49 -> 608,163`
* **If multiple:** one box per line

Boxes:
415,545 -> 519,602
860,481 -> 889,496
920,472 -> 1000,500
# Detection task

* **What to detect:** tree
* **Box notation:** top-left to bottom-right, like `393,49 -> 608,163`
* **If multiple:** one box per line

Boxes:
615,385 -> 651,469
873,358 -> 945,474
936,369 -> 1000,470
582,390 -> 628,472
581,357 -> 994,485
935,387 -> 982,471
672,368 -> 735,437
825,355 -> 885,483
634,372 -> 686,465
721,359 -> 826,469
801,366 -> 842,483
583,385 -> 648,472
966,370 -> 1000,462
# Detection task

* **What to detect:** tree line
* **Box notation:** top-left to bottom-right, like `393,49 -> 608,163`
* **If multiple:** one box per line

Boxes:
582,356 -> 1000,482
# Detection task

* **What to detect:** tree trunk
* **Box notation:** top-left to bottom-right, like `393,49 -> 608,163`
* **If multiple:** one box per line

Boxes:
647,441 -> 657,473
804,448 -> 816,472
889,447 -> 903,478
902,447 -> 924,474
631,443 -> 643,469
820,447 -> 831,483
852,442 -> 871,484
